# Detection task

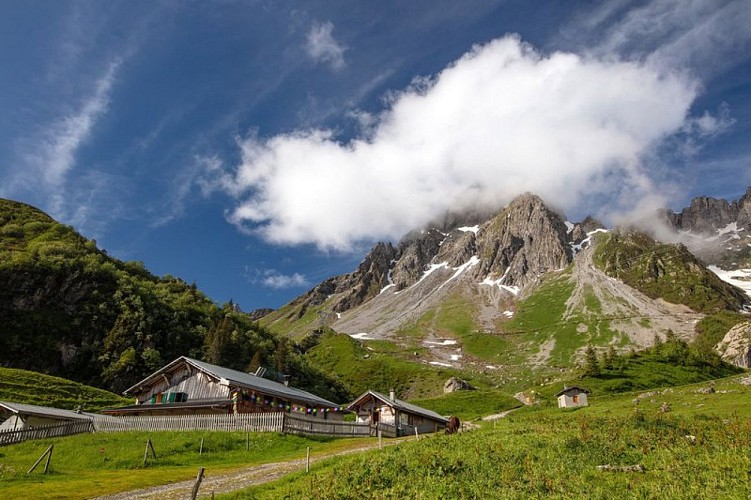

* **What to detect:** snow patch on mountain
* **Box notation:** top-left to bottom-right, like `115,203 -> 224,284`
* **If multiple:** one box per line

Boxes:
350,332 -> 374,340
708,265 -> 751,300
458,225 -> 480,234
571,228 -> 609,253
439,256 -> 480,289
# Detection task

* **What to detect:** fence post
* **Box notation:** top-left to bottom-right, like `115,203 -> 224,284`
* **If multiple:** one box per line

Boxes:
27,445 -> 54,474
199,437 -> 204,455
191,467 -> 205,500
378,429 -> 382,449
306,446 -> 310,473
143,438 -> 156,466
246,432 -> 250,451
44,444 -> 53,473
414,427 -> 419,441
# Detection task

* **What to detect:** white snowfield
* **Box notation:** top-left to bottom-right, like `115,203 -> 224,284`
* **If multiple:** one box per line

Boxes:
708,265 -> 751,300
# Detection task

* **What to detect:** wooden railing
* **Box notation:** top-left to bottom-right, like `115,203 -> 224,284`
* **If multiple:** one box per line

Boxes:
283,414 -> 370,437
0,420 -> 94,446
92,412 -> 285,433
2,413 -> 387,445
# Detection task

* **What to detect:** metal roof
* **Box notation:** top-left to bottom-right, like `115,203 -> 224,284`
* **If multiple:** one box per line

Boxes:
347,390 -> 448,423
554,386 -> 591,397
0,401 -> 95,421
124,356 -> 339,408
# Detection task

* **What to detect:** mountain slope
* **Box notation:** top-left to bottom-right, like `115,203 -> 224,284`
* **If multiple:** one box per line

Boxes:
263,193 -> 749,378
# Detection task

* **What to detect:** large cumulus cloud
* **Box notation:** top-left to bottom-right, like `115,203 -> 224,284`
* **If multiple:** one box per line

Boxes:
225,35 -> 699,250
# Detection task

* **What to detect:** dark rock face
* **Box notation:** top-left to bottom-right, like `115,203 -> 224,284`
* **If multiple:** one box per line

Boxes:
569,216 -> 606,244
475,193 -> 572,288
286,192 -> 581,318
667,186 -> 751,235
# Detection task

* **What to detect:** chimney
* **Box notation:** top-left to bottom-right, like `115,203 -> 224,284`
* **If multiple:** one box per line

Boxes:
389,389 -> 396,402
283,375 -> 291,387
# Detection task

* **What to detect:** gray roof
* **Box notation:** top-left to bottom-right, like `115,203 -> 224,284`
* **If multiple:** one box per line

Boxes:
555,386 -> 591,397
0,401 -> 96,421
124,356 -> 339,408
347,390 -> 448,423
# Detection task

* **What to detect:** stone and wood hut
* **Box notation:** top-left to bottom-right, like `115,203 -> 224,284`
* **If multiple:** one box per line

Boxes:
555,386 -> 590,408
347,389 -> 448,436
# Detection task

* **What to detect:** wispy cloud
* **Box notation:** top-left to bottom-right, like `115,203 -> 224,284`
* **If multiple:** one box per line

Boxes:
17,60 -> 119,215
305,21 -> 346,71
563,0 -> 751,78
244,267 -> 311,289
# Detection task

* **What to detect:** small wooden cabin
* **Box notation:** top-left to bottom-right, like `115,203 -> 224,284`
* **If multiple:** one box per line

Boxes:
0,401 -> 94,431
555,386 -> 590,408
347,390 -> 447,436
101,356 -> 343,419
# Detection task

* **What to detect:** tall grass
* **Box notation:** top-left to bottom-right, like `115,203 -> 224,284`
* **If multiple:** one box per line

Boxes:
233,388 -> 751,499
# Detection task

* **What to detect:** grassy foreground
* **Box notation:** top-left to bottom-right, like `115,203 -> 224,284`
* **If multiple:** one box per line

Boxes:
0,431 -> 372,499
227,375 -> 751,499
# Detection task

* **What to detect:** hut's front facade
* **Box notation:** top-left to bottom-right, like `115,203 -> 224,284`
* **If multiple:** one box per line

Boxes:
347,390 -> 447,436
555,386 -> 590,408
102,356 -> 343,420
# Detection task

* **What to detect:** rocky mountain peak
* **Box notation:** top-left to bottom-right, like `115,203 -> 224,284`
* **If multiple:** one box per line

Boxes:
475,193 -> 572,288
665,186 -> 751,235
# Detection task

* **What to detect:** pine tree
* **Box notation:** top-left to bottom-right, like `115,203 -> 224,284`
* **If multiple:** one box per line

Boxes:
583,344 -> 600,377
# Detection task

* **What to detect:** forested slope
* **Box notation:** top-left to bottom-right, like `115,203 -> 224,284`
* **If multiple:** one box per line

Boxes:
0,199 -> 349,402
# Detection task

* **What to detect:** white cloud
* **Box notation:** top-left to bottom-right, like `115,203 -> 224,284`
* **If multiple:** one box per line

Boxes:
245,267 -> 310,289
305,21 -> 345,71
222,34 -> 701,250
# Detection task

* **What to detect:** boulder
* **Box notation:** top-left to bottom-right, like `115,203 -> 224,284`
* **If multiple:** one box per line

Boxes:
444,377 -> 473,393
716,321 -> 751,368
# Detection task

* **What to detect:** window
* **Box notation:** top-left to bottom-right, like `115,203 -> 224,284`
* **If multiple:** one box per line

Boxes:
572,395 -> 579,404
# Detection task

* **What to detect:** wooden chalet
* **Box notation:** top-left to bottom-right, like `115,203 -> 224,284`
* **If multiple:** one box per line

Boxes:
347,389 -> 448,436
555,386 -> 590,408
101,356 -> 343,420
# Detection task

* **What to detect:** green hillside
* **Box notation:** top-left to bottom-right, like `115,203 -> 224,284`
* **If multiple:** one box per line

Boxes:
593,231 -> 747,313
0,199 -> 348,402
0,367 -> 129,411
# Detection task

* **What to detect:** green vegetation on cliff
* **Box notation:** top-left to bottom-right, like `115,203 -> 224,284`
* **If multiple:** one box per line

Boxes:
592,231 -> 746,313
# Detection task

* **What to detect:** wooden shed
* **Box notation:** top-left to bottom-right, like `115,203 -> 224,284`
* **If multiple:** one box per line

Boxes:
101,356 -> 343,419
347,390 -> 448,437
555,386 -> 590,408
0,401 -> 94,431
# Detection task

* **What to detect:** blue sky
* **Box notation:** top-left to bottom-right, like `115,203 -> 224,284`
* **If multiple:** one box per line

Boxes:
2,0 -> 750,311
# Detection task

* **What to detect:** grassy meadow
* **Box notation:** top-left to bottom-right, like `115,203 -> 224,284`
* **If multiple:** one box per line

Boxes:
0,367 -> 129,412
1,373 -> 749,498
0,430 -> 371,499
225,374 -> 751,499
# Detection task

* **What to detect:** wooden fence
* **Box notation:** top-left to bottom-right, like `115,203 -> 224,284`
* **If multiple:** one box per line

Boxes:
92,413 -> 373,438
283,414 -> 370,437
2,413 -> 379,445
92,412 -> 285,433
0,420 -> 94,446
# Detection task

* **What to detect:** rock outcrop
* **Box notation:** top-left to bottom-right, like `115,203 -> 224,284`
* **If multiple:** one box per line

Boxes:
444,377 -> 474,393
664,187 -> 751,235
716,321 -> 751,369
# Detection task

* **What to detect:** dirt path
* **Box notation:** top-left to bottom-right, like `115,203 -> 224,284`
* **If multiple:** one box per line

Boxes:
94,439 -> 409,500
